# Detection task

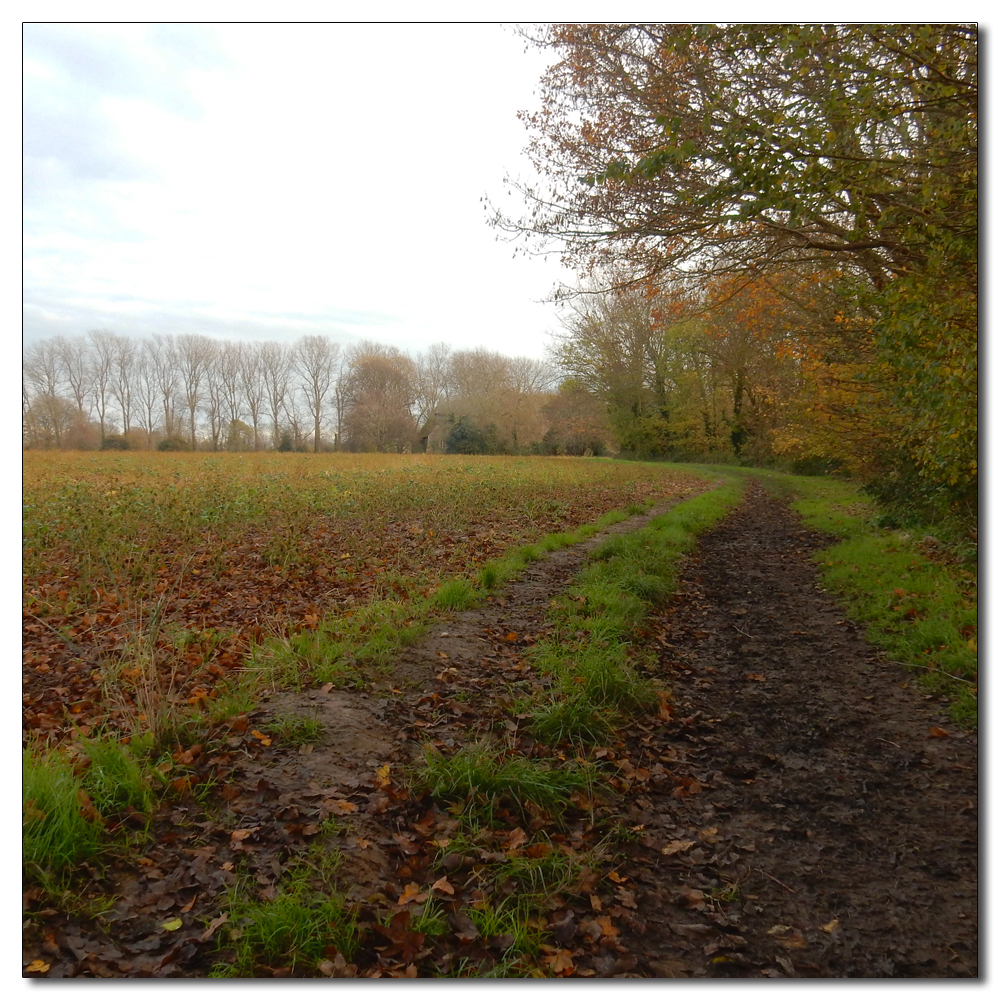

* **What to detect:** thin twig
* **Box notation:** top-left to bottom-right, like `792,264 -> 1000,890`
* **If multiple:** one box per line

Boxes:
889,660 -> 977,687
876,737 -> 902,749
758,869 -> 795,893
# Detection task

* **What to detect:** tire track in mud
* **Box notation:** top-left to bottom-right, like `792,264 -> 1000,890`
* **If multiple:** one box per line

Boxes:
613,480 -> 977,978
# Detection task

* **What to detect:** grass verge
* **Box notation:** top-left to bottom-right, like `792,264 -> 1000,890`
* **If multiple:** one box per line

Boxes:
756,471 -> 977,725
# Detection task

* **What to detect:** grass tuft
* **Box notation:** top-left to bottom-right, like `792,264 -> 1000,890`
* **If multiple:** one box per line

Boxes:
433,578 -> 480,611
417,744 -> 596,823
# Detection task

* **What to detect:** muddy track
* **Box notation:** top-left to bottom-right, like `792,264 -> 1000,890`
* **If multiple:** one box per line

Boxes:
25,480 -> 978,977
243,490 -> 709,897
615,481 -> 978,977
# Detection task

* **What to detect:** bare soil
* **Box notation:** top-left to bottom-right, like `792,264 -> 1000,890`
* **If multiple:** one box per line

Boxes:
23,481 -> 977,978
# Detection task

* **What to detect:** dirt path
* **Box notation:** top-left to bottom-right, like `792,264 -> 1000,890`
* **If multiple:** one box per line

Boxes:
616,481 -> 978,977
24,481 -> 978,978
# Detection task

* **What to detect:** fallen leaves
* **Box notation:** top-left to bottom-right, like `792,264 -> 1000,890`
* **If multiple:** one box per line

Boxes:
323,799 -> 359,817
766,924 -> 807,949
661,839 -> 696,856
541,946 -> 575,975
397,883 -> 428,906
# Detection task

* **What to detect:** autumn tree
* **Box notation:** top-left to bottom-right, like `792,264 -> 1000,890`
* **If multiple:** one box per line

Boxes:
340,343 -> 417,453
501,23 -> 977,501
446,348 -> 554,453
540,379 -> 613,455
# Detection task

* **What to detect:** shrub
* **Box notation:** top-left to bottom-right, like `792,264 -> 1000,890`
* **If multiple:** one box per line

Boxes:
157,436 -> 191,452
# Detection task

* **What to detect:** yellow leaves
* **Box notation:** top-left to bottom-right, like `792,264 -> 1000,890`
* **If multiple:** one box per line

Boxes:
25,959 -> 50,974
161,917 -> 184,932
821,918 -> 840,933
375,763 -> 392,789
250,729 -> 272,746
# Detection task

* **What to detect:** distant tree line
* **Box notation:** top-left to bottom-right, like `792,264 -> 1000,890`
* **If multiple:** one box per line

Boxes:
22,331 -> 615,456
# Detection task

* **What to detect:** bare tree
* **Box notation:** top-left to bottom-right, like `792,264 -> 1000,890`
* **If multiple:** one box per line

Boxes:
202,342 -> 226,450
23,340 -> 67,447
147,334 -> 180,438
216,340 -> 245,450
259,341 -> 292,449
414,341 -> 453,430
54,335 -> 92,417
134,340 -> 161,447
239,342 -> 266,450
292,334 -> 340,452
87,329 -> 118,438
109,332 -> 138,436
176,333 -> 216,449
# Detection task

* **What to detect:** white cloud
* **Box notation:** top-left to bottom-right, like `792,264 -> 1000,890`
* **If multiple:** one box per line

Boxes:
22,22 -> 574,360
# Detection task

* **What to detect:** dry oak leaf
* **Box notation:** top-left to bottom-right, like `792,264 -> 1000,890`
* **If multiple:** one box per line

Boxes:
230,827 -> 259,842
820,919 -> 840,934
661,839 -> 696,856
77,788 -> 103,825
525,842 -> 553,859
430,877 -> 455,895
502,827 -> 528,850
324,799 -> 359,816
541,948 -> 575,975
23,799 -> 46,825
398,883 -> 429,906
766,924 -> 807,949
200,913 -> 229,942
928,726 -> 949,738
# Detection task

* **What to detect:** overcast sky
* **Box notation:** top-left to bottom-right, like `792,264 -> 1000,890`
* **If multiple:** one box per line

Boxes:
22,22 -> 577,361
